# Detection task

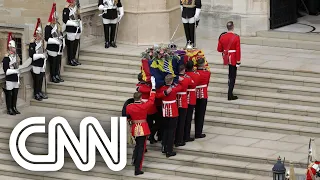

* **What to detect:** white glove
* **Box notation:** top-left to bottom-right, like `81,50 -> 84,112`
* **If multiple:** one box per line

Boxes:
151,76 -> 156,90
33,54 -> 45,60
236,63 -> 241,68
180,5 -> 183,12
6,69 -> 19,75
195,8 -> 201,21
98,5 -> 104,11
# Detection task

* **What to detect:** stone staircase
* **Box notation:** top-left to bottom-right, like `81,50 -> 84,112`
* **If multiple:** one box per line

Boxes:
23,45 -> 320,179
241,30 -> 320,51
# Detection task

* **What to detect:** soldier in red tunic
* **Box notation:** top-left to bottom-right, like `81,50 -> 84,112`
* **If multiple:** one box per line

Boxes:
306,139 -> 320,180
175,64 -> 193,147
126,77 -> 156,176
217,21 -> 241,101
156,74 -> 182,157
184,60 -> 200,142
194,58 -> 210,139
136,73 -> 158,144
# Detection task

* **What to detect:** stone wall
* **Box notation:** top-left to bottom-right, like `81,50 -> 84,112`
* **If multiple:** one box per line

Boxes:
201,0 -> 269,36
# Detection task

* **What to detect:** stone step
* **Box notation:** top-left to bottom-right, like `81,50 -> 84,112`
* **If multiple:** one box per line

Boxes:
205,115 -> 320,138
47,81 -> 135,97
79,55 -> 140,68
30,98 -> 122,115
212,78 -> 320,98
257,30 -> 320,42
80,48 -> 320,78
210,67 -> 320,88
213,87 -> 320,107
0,156 -> 202,180
241,36 -> 320,51
47,79 -> 320,107
59,72 -> 320,107
64,64 -> 139,79
0,118 -> 311,173
46,88 -> 320,118
75,57 -> 320,88
129,150 -> 306,179
0,147 -> 269,180
205,106 -> 320,128
61,69 -> 320,98
31,94 -> 320,130
0,129 -> 302,179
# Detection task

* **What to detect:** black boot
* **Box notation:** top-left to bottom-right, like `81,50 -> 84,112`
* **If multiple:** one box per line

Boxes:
38,73 -> 48,99
110,24 -> 117,48
51,75 -> 59,83
110,41 -> 117,48
12,88 -> 20,114
134,170 -> 144,176
166,151 -> 177,158
55,75 -> 64,83
103,24 -> 110,48
74,39 -> 81,65
35,94 -> 42,101
148,136 -> 157,144
105,41 -> 110,49
183,23 -> 191,44
3,89 -> 15,115
56,55 -> 64,82
161,146 -> 167,154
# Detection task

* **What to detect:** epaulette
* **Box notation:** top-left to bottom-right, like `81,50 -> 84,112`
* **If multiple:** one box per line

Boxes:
235,33 -> 239,36
219,32 -> 227,39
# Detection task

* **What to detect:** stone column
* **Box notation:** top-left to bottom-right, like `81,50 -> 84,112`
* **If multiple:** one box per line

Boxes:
117,0 -> 184,45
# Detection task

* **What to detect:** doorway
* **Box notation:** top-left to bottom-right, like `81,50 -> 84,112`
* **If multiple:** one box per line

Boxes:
270,0 -> 320,33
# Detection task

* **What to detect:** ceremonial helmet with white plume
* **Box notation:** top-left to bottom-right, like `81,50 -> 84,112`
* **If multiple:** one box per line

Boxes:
7,32 -> 15,50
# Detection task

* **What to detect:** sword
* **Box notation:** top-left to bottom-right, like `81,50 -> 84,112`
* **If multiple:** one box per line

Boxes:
194,17 -> 197,48
40,19 -> 47,95
170,23 -> 180,43
114,16 -> 120,45
307,138 -> 312,168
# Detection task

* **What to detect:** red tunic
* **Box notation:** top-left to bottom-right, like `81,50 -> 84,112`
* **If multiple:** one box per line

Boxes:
306,161 -> 320,180
136,82 -> 157,115
126,92 -> 156,137
196,68 -> 211,99
156,84 -> 182,118
217,32 -> 241,66
185,71 -> 200,105
177,74 -> 192,109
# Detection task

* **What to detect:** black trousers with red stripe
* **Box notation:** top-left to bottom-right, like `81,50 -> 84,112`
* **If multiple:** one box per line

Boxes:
133,136 -> 147,171
194,98 -> 208,136
175,108 -> 187,144
162,117 -> 178,153
184,104 -> 195,140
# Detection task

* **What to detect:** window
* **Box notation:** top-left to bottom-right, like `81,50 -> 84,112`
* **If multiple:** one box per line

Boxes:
13,37 -> 22,65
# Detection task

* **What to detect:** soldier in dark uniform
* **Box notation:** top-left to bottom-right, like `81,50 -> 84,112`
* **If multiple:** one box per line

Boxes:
30,18 -> 48,101
217,21 -> 241,101
126,77 -> 156,176
63,0 -> 82,66
2,33 -> 21,115
45,3 -> 65,83
181,0 -> 202,47
98,0 -> 124,48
